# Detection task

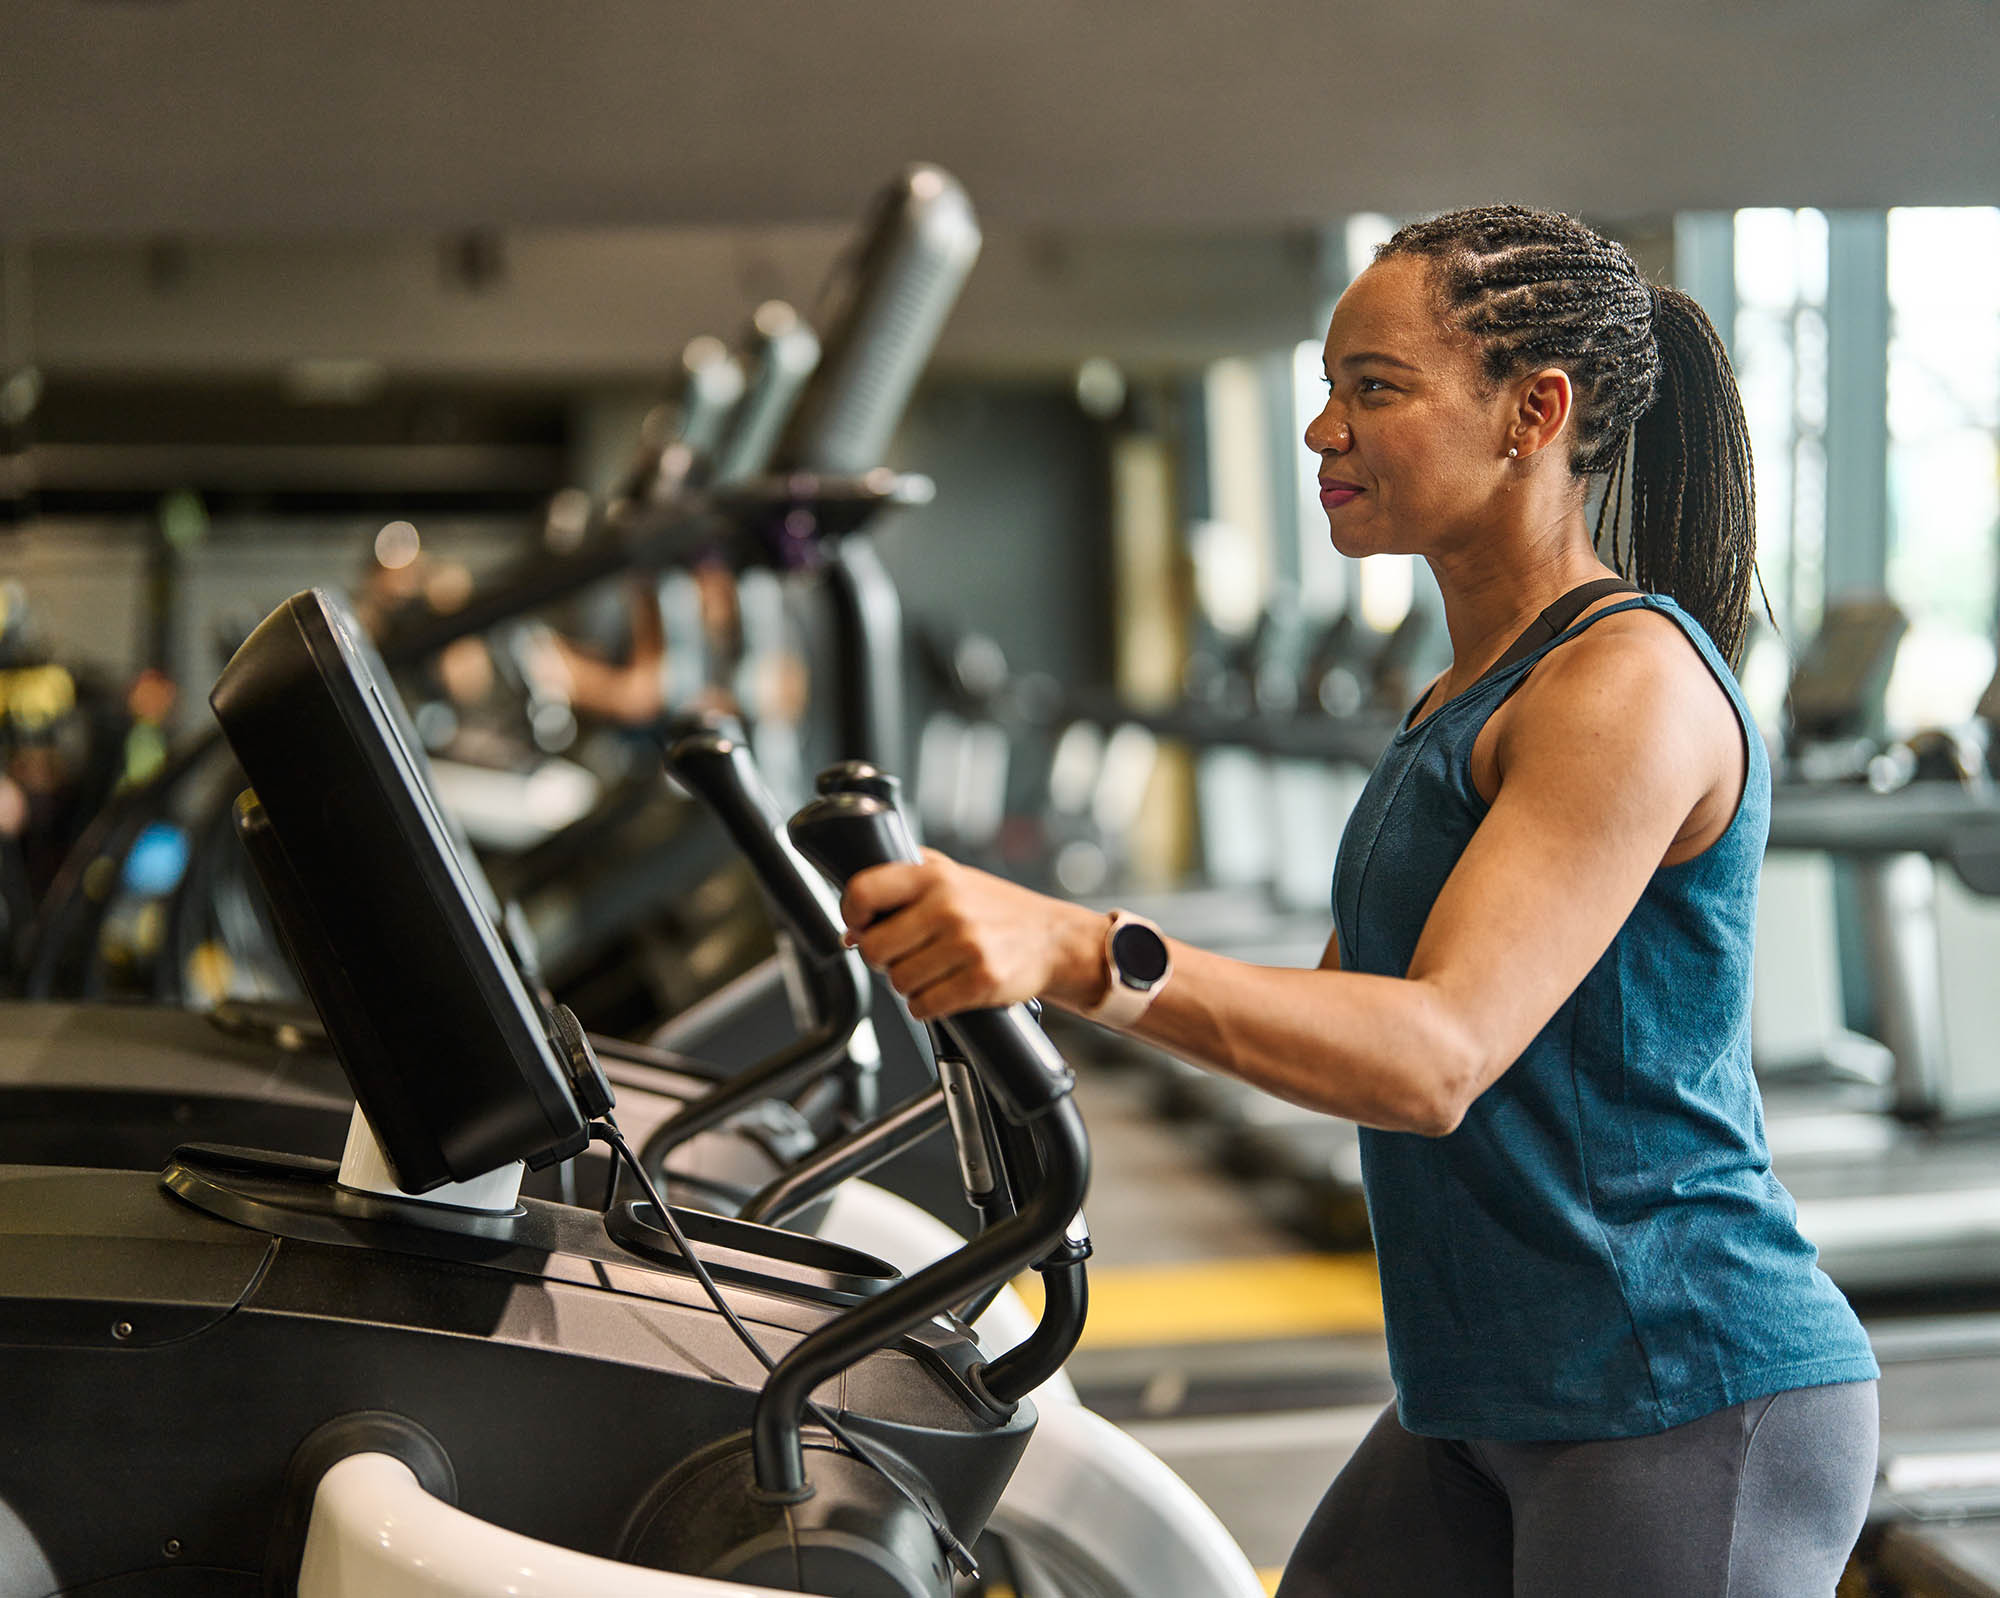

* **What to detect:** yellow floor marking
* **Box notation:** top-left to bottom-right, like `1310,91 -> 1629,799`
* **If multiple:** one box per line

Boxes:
981,1572 -> 1281,1595
1014,1252 -> 1382,1348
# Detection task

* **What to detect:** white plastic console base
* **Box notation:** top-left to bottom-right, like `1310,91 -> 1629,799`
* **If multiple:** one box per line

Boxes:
335,1106 -> 523,1213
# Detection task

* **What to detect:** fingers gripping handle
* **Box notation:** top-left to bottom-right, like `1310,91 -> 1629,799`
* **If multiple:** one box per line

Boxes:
786,793 -> 1076,1121
664,727 -> 849,963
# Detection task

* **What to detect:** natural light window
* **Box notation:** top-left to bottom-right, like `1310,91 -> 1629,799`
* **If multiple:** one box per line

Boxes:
1883,207 -> 2000,733
1734,207 -> 1830,643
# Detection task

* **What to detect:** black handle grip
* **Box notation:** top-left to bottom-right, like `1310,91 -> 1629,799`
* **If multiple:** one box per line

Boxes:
816,760 -> 904,808
665,728 -> 847,963
790,789 -> 921,871
787,793 -> 1075,1121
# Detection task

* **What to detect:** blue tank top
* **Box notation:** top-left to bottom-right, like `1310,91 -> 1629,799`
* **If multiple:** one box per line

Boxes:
1333,594 -> 1877,1442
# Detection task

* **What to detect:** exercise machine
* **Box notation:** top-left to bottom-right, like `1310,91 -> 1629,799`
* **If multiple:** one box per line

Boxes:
0,584 -> 1262,1597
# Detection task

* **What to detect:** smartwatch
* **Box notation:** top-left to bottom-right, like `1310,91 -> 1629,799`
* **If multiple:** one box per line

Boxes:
1081,910 -> 1172,1027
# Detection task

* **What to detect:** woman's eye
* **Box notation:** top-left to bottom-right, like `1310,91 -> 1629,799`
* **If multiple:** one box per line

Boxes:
1322,374 -> 1394,397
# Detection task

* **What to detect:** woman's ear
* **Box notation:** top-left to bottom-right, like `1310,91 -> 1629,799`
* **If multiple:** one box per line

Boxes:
1509,368 -> 1574,459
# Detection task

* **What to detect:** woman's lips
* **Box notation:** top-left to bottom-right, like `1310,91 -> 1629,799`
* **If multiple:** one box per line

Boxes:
1319,483 -> 1364,508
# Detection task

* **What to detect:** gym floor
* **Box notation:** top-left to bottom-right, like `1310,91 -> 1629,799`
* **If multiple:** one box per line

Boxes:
1037,1059 -> 1394,1589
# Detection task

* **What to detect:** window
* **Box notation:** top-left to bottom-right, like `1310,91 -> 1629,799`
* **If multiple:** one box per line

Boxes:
1884,207 -> 2000,732
1733,208 -> 1830,644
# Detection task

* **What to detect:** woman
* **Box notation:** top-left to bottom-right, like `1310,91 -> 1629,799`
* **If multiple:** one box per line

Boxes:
840,206 -> 1879,1595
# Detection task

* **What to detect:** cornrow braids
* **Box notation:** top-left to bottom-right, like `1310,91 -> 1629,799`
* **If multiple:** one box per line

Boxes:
1377,206 -> 1758,665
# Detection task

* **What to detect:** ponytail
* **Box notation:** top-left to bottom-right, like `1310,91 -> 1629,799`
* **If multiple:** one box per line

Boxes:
1624,286 -> 1758,667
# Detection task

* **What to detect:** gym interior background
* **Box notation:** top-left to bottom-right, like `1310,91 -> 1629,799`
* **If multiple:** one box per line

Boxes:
1,4 -> 1998,1595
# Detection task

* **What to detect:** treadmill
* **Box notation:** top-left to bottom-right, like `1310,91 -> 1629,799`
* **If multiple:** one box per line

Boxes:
1756,597 -> 2000,1302
1761,778 -> 2000,1299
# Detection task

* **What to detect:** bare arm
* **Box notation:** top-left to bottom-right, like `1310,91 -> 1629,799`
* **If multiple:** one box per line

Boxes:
842,617 -> 1737,1136
522,580 -> 670,725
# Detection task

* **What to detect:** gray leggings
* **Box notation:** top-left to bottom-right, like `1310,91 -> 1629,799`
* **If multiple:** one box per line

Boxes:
1274,1381 -> 1878,1598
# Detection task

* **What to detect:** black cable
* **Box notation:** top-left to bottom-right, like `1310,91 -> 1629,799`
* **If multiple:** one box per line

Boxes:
601,1140 -> 622,1213
591,1119 -> 979,1579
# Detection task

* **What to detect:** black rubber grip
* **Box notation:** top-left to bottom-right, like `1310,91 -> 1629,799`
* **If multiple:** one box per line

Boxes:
786,793 -> 1074,1120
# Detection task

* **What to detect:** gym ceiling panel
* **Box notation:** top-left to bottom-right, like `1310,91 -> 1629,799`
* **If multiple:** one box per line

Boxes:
2,0 -> 1994,237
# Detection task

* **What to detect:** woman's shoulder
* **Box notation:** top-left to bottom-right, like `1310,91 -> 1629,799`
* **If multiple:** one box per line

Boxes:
1527,599 -> 1729,716
1485,600 -> 1743,797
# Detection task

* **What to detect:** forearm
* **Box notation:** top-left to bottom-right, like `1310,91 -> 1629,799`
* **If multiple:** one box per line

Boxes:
1039,914 -> 1479,1136
537,634 -> 663,724
842,863 -> 1484,1136
846,635 -> 1720,1138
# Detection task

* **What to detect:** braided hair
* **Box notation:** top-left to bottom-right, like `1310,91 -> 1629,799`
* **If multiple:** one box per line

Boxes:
1376,206 -> 1759,665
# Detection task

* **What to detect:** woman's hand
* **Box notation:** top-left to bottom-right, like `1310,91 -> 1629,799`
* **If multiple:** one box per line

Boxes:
839,852 -> 1109,1021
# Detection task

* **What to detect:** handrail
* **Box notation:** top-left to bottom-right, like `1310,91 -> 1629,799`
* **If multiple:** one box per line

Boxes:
635,978 -> 862,1169
750,1096 -> 1090,1497
737,1086 -> 949,1227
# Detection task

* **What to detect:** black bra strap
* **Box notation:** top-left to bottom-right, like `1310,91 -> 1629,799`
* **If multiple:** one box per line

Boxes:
1478,577 -> 1642,689
1405,578 -> 1645,726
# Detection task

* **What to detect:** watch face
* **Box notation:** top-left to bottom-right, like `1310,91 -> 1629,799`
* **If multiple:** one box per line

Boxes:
1111,921 -> 1171,986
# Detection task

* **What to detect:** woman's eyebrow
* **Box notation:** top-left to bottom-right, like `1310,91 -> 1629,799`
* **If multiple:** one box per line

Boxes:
1330,350 -> 1420,374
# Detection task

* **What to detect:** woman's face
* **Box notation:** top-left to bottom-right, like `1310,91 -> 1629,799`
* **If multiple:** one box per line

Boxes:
1302,255 -> 1520,560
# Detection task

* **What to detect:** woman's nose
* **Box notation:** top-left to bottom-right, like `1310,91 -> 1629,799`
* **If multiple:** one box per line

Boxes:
1305,409 -> 1353,455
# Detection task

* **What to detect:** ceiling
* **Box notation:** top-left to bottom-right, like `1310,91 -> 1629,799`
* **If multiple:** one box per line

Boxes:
4,0 -> 1996,238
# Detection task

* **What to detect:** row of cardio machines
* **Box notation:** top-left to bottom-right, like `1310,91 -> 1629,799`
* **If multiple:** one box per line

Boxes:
0,162 -> 1266,1597
0,584 -> 1265,1598
14,157 -> 1002,1238
12,155 -> 952,1018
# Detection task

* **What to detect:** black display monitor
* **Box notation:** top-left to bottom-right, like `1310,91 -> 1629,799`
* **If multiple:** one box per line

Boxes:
210,588 -> 587,1192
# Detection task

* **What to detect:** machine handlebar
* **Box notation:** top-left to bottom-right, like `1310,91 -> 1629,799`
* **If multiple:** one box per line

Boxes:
663,723 -> 849,965
786,794 -> 1075,1122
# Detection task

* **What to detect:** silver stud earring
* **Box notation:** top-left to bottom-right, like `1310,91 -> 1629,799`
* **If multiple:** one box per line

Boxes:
1507,446 -> 1519,458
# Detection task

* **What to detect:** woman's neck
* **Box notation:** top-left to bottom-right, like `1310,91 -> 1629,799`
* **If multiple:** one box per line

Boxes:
1423,507 -> 1616,698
